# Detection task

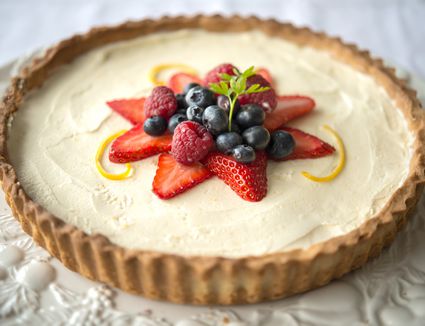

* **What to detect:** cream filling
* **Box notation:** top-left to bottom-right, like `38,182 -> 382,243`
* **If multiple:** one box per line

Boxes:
8,30 -> 413,258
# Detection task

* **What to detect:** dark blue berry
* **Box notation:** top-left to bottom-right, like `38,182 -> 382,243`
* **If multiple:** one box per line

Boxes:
232,145 -> 256,163
217,95 -> 240,115
242,126 -> 270,150
184,82 -> 200,94
235,104 -> 265,129
216,132 -> 243,154
143,116 -> 167,136
202,105 -> 229,136
168,113 -> 187,133
185,86 -> 215,108
186,105 -> 205,123
266,130 -> 295,159
175,93 -> 188,111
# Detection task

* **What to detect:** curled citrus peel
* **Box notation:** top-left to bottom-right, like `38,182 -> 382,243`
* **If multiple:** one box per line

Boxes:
96,130 -> 133,180
149,63 -> 198,86
301,125 -> 345,182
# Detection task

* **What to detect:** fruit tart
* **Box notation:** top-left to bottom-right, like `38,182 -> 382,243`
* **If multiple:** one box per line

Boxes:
1,16 -> 424,304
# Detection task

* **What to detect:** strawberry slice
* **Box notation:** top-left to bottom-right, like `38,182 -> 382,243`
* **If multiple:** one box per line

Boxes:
109,124 -> 172,163
168,73 -> 203,94
152,153 -> 213,199
204,151 -> 268,202
277,127 -> 335,161
256,67 -> 274,86
107,98 -> 146,125
264,96 -> 315,131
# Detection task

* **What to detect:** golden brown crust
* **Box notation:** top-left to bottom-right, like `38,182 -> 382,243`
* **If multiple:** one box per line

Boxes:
1,15 -> 424,305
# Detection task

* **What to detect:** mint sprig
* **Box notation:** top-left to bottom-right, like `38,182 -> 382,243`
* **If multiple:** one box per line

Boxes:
209,66 -> 270,131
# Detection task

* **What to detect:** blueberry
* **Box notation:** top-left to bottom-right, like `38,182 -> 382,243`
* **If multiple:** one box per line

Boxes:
235,104 -> 265,129
216,132 -> 243,154
184,82 -> 200,94
266,130 -> 295,159
202,105 -> 229,136
168,113 -> 187,133
185,86 -> 215,108
242,126 -> 270,150
232,145 -> 256,163
175,93 -> 188,111
143,116 -> 167,136
186,105 -> 205,123
217,95 -> 240,115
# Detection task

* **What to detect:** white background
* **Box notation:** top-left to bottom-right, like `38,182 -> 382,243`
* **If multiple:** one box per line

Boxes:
0,0 -> 424,77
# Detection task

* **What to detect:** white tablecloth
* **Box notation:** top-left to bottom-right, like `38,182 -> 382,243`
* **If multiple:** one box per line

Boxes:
0,0 -> 424,78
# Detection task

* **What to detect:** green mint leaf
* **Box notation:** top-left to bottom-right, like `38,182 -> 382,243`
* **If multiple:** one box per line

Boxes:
245,84 -> 271,94
256,86 -> 270,92
219,81 -> 229,93
235,75 -> 246,94
240,69 -> 249,80
232,67 -> 241,76
229,78 -> 237,93
209,83 -> 226,95
245,84 -> 260,94
243,66 -> 256,79
220,73 -> 233,81
215,65 -> 272,131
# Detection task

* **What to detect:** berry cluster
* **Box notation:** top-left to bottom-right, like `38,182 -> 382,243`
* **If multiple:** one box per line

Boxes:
142,64 -> 292,165
105,63 -> 335,201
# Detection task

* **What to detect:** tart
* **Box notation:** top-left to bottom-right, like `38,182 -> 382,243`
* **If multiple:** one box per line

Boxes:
1,16 -> 424,305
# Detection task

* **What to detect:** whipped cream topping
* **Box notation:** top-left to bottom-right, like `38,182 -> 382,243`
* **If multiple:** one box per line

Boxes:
8,30 -> 413,258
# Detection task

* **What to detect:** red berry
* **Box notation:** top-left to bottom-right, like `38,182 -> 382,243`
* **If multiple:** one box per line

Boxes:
106,97 -> 146,125
204,151 -> 268,202
109,124 -> 172,163
204,63 -> 237,85
264,96 -> 316,131
256,67 -> 274,87
171,121 -> 214,165
152,153 -> 212,199
239,74 -> 277,113
275,127 -> 335,161
144,86 -> 177,119
168,73 -> 203,94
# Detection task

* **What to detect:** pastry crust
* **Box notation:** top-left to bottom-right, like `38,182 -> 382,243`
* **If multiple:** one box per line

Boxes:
1,15 -> 424,304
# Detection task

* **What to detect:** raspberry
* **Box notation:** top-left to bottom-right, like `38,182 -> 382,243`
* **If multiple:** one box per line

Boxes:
144,86 -> 177,119
239,74 -> 277,113
204,63 -> 237,85
171,121 -> 214,164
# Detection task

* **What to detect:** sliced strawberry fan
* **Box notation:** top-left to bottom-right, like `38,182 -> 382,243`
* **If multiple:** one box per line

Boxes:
168,72 -> 203,93
109,124 -> 172,163
153,153 -> 212,199
104,65 -> 336,201
107,98 -> 146,125
264,96 -> 316,131
276,127 -> 335,160
204,151 -> 268,202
